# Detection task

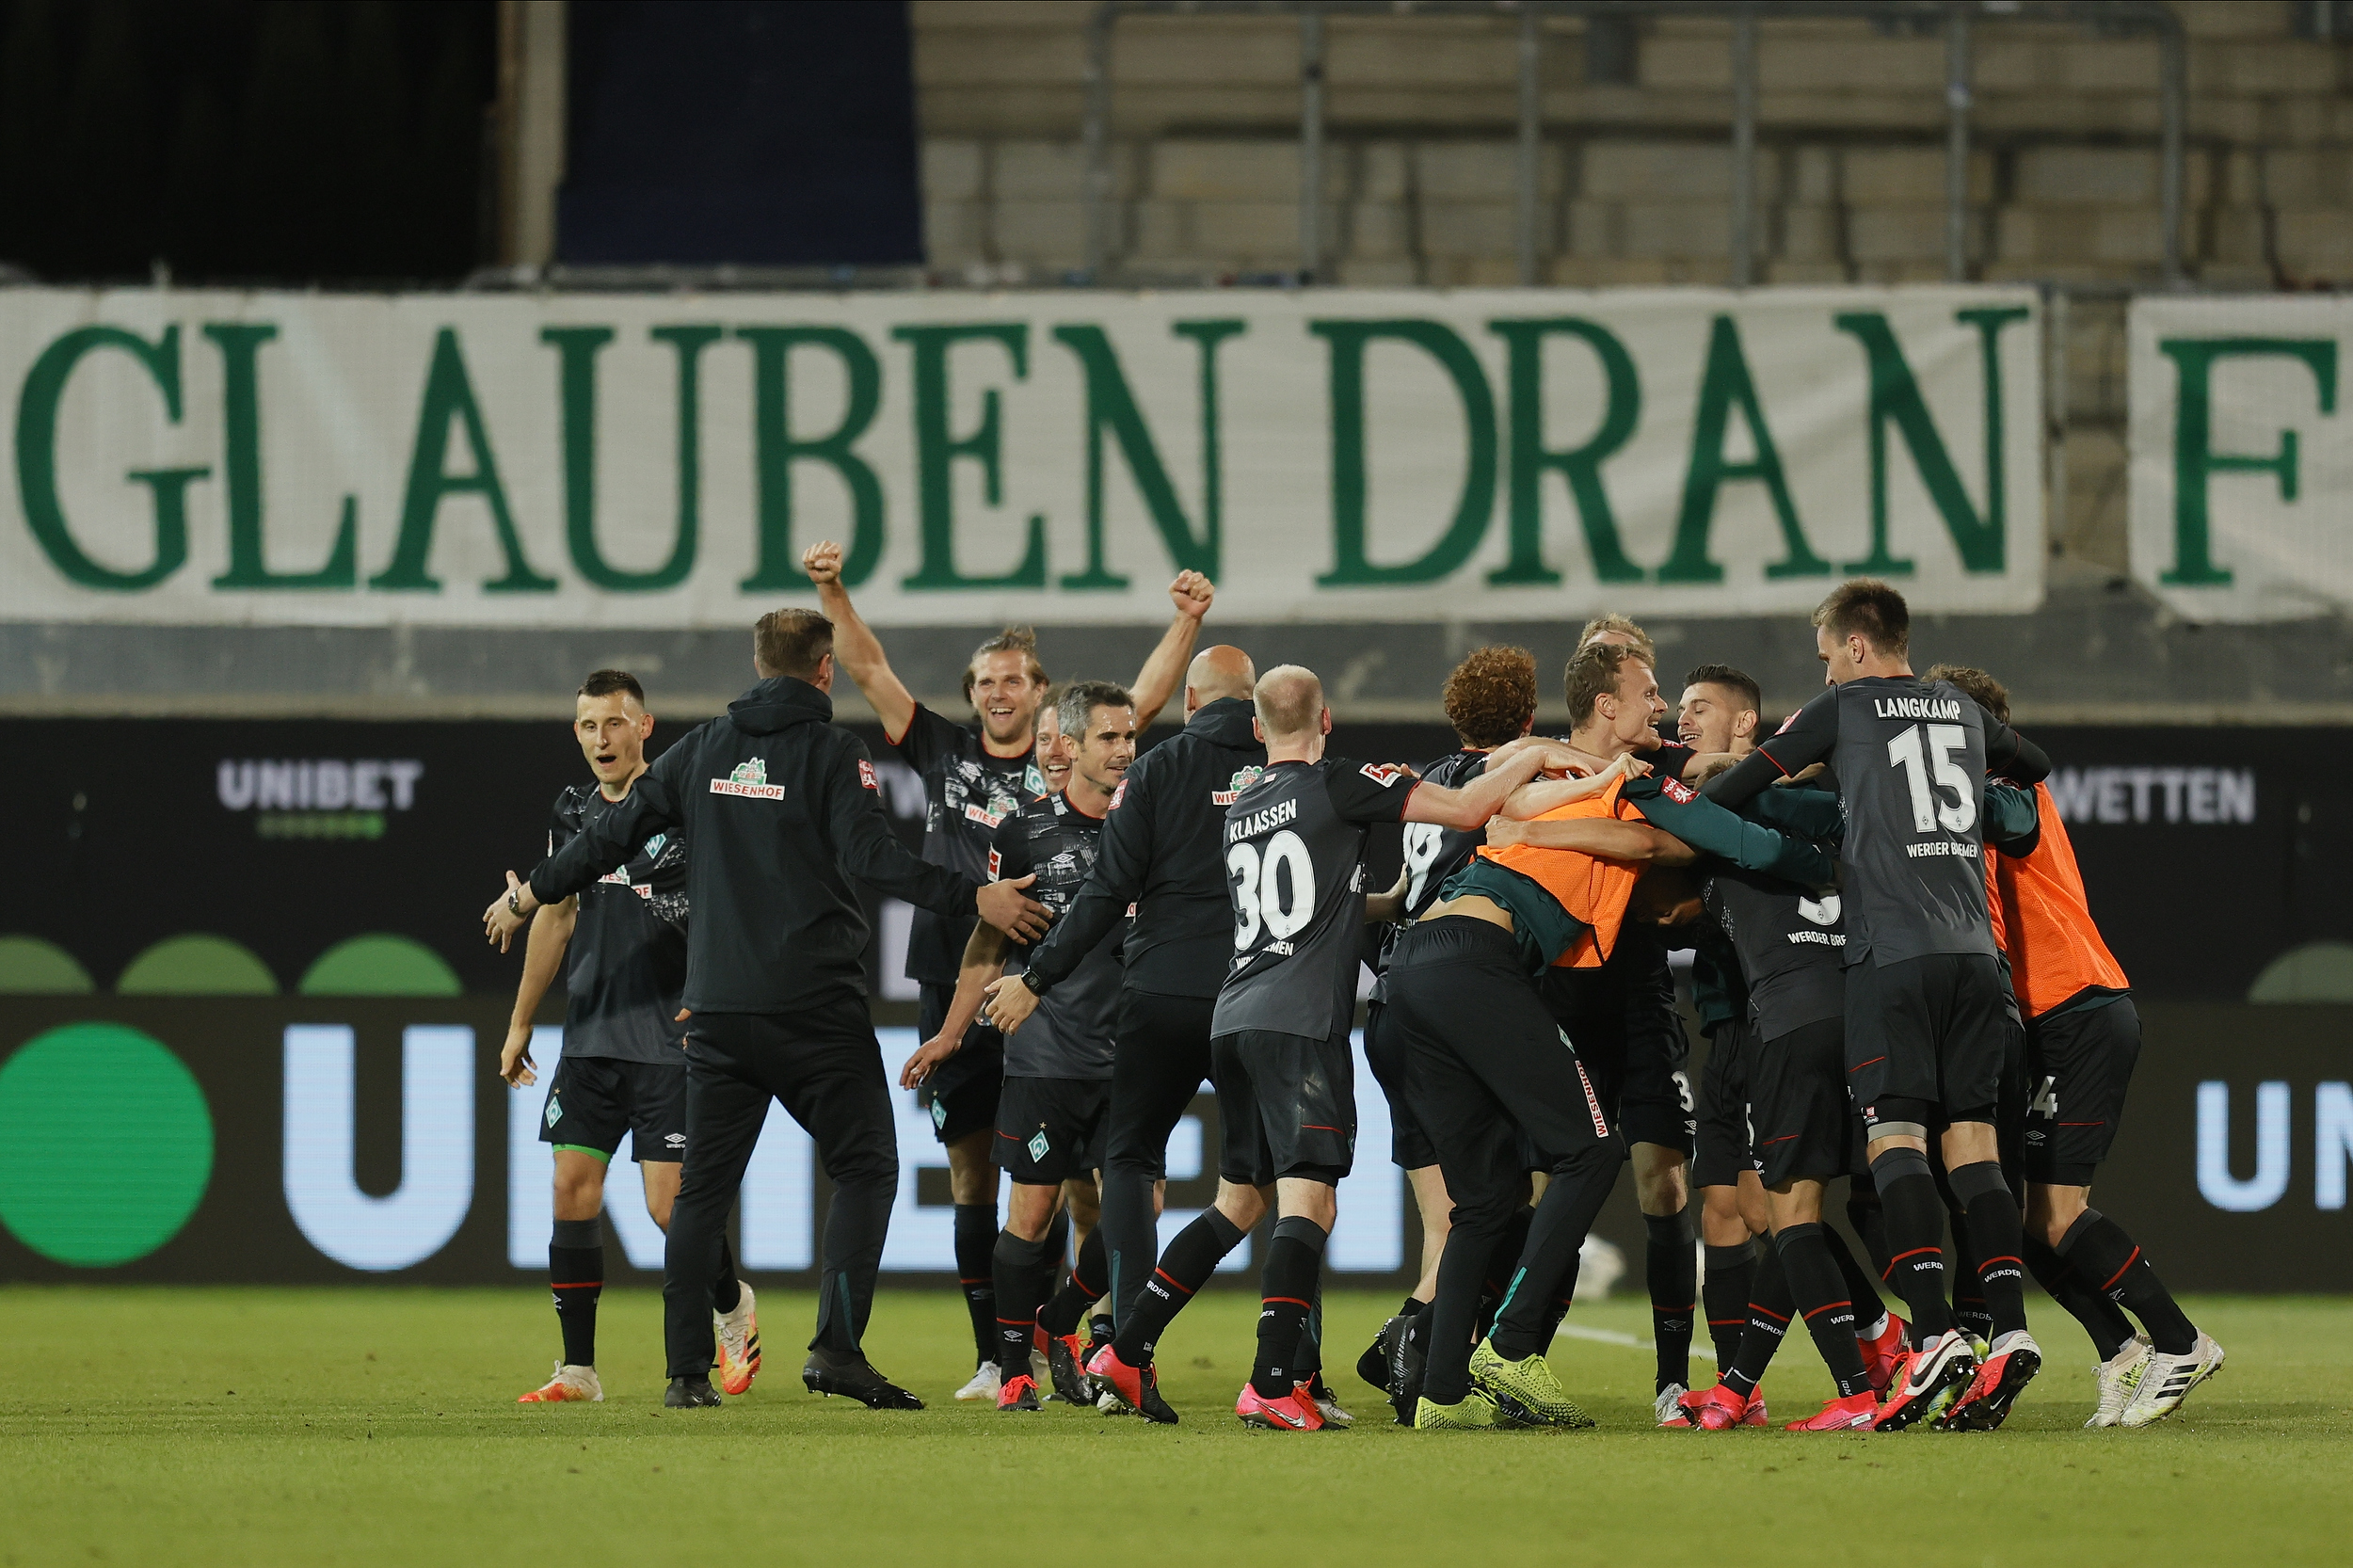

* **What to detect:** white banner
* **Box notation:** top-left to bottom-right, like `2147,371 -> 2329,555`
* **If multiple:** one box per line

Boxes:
2131,295 -> 2353,622
0,285 -> 2041,627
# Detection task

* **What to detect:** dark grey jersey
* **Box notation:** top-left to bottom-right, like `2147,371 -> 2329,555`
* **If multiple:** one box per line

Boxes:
991,792 -> 1120,1080
1828,677 -> 1994,966
1704,868 -> 1847,1043
549,784 -> 689,1064
1212,757 -> 1416,1041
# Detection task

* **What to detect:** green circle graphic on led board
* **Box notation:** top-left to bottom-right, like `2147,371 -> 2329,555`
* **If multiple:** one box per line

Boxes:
0,1024 -> 214,1266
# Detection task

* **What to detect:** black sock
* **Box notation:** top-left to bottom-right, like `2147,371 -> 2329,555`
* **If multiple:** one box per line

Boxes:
551,1216 -> 603,1368
1776,1224 -> 1874,1400
992,1228 -> 1053,1381
1721,1240 -> 1794,1400
1039,1227 -> 1107,1338
1703,1240 -> 1756,1375
1645,1206 -> 1696,1393
2024,1235 -> 2136,1360
710,1236 -> 741,1316
2057,1209 -> 2196,1354
1422,1205 -> 1516,1406
1112,1208 -> 1246,1367
1292,1271 -> 1324,1385
1476,1204 -> 1535,1340
1490,1144 -> 1616,1363
1868,1146 -> 1955,1339
1252,1216 -> 1326,1399
1088,1313 -> 1115,1353
1846,1183 -> 1892,1276
952,1202 -> 1000,1368
1947,1204 -> 1993,1344
1826,1227 -> 1887,1332
1949,1161 -> 2028,1340
1398,1293 -> 1425,1317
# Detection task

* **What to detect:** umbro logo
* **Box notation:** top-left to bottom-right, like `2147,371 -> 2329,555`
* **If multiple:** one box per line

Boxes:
664,1132 -> 686,1149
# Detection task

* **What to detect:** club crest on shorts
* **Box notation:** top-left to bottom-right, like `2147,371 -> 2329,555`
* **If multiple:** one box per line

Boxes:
1027,1129 -> 1051,1162
931,1098 -> 948,1129
545,1095 -> 562,1128
712,757 -> 784,799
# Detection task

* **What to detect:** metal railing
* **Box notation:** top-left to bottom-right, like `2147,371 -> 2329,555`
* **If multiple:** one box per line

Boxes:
1081,0 -> 2188,287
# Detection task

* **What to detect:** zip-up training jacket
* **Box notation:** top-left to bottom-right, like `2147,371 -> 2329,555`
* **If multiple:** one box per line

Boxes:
530,675 -> 977,1014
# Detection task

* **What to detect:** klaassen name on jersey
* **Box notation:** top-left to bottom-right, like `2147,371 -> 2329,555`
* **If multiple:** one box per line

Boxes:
1212,758 -> 1417,1042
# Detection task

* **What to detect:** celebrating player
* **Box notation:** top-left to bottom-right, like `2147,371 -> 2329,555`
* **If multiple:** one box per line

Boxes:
1705,581 -> 2053,1431
1080,665 -> 1573,1431
984,645 -> 1266,1417
497,670 -> 757,1405
1930,665 -> 2225,1428
904,681 -> 1140,1412
802,539 -> 1209,1401
486,610 -> 1048,1409
1356,646 -> 1543,1417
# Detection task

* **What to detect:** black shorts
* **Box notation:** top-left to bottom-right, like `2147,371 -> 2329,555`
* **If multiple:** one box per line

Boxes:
539,1053 -> 689,1163
1748,1017 -> 1865,1188
2024,996 -> 2141,1185
1690,1016 -> 1756,1191
1362,1000 -> 1439,1171
918,981 -> 1005,1144
994,1074 -> 1110,1185
1384,920 -> 1624,1220
1209,1028 -> 1356,1185
1538,964 -> 1695,1155
1845,952 -> 2009,1133
1101,989 -> 1216,1179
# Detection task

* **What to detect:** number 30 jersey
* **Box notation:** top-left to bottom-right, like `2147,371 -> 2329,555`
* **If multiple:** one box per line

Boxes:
1212,756 -> 1418,1041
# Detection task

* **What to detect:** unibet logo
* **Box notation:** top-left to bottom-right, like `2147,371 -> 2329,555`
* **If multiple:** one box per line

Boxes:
712,757 -> 784,800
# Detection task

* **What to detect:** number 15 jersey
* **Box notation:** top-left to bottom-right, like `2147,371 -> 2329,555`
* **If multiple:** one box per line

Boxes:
1703,675 -> 2048,970
1212,756 -> 1418,1042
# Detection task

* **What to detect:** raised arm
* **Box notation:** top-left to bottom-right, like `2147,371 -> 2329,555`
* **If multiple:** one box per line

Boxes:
1984,716 -> 2051,786
802,538 -> 917,741
1016,764 -> 1156,995
1401,743 -> 1561,830
1628,779 -> 1836,888
1702,686 -> 1840,808
1484,814 -> 1666,861
1128,572 -> 1214,728
823,736 -> 1047,938
1499,752 -> 1646,818
489,757 -> 688,949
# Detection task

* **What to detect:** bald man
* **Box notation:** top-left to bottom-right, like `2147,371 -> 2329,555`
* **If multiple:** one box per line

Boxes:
1076,664 -> 1584,1431
984,646 -> 1266,1415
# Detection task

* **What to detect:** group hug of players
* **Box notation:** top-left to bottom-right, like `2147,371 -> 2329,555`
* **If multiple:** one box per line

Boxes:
483,549 -> 2223,1434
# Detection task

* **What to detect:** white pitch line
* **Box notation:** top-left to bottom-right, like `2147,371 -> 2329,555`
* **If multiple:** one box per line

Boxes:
1556,1323 -> 1654,1350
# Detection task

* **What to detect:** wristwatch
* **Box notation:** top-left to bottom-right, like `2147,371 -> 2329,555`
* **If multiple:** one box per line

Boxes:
508,888 -> 528,918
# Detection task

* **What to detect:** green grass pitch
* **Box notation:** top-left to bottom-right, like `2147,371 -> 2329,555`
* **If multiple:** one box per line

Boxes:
1,1287 -> 2345,1566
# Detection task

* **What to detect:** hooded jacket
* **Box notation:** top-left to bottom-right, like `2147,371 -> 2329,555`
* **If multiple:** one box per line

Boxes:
530,676 -> 976,1014
1020,696 -> 1265,1000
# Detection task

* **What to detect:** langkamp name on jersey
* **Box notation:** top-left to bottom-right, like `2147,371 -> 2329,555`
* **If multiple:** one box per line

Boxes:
1872,696 -> 1963,721
711,759 -> 784,800
1225,796 -> 1298,843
